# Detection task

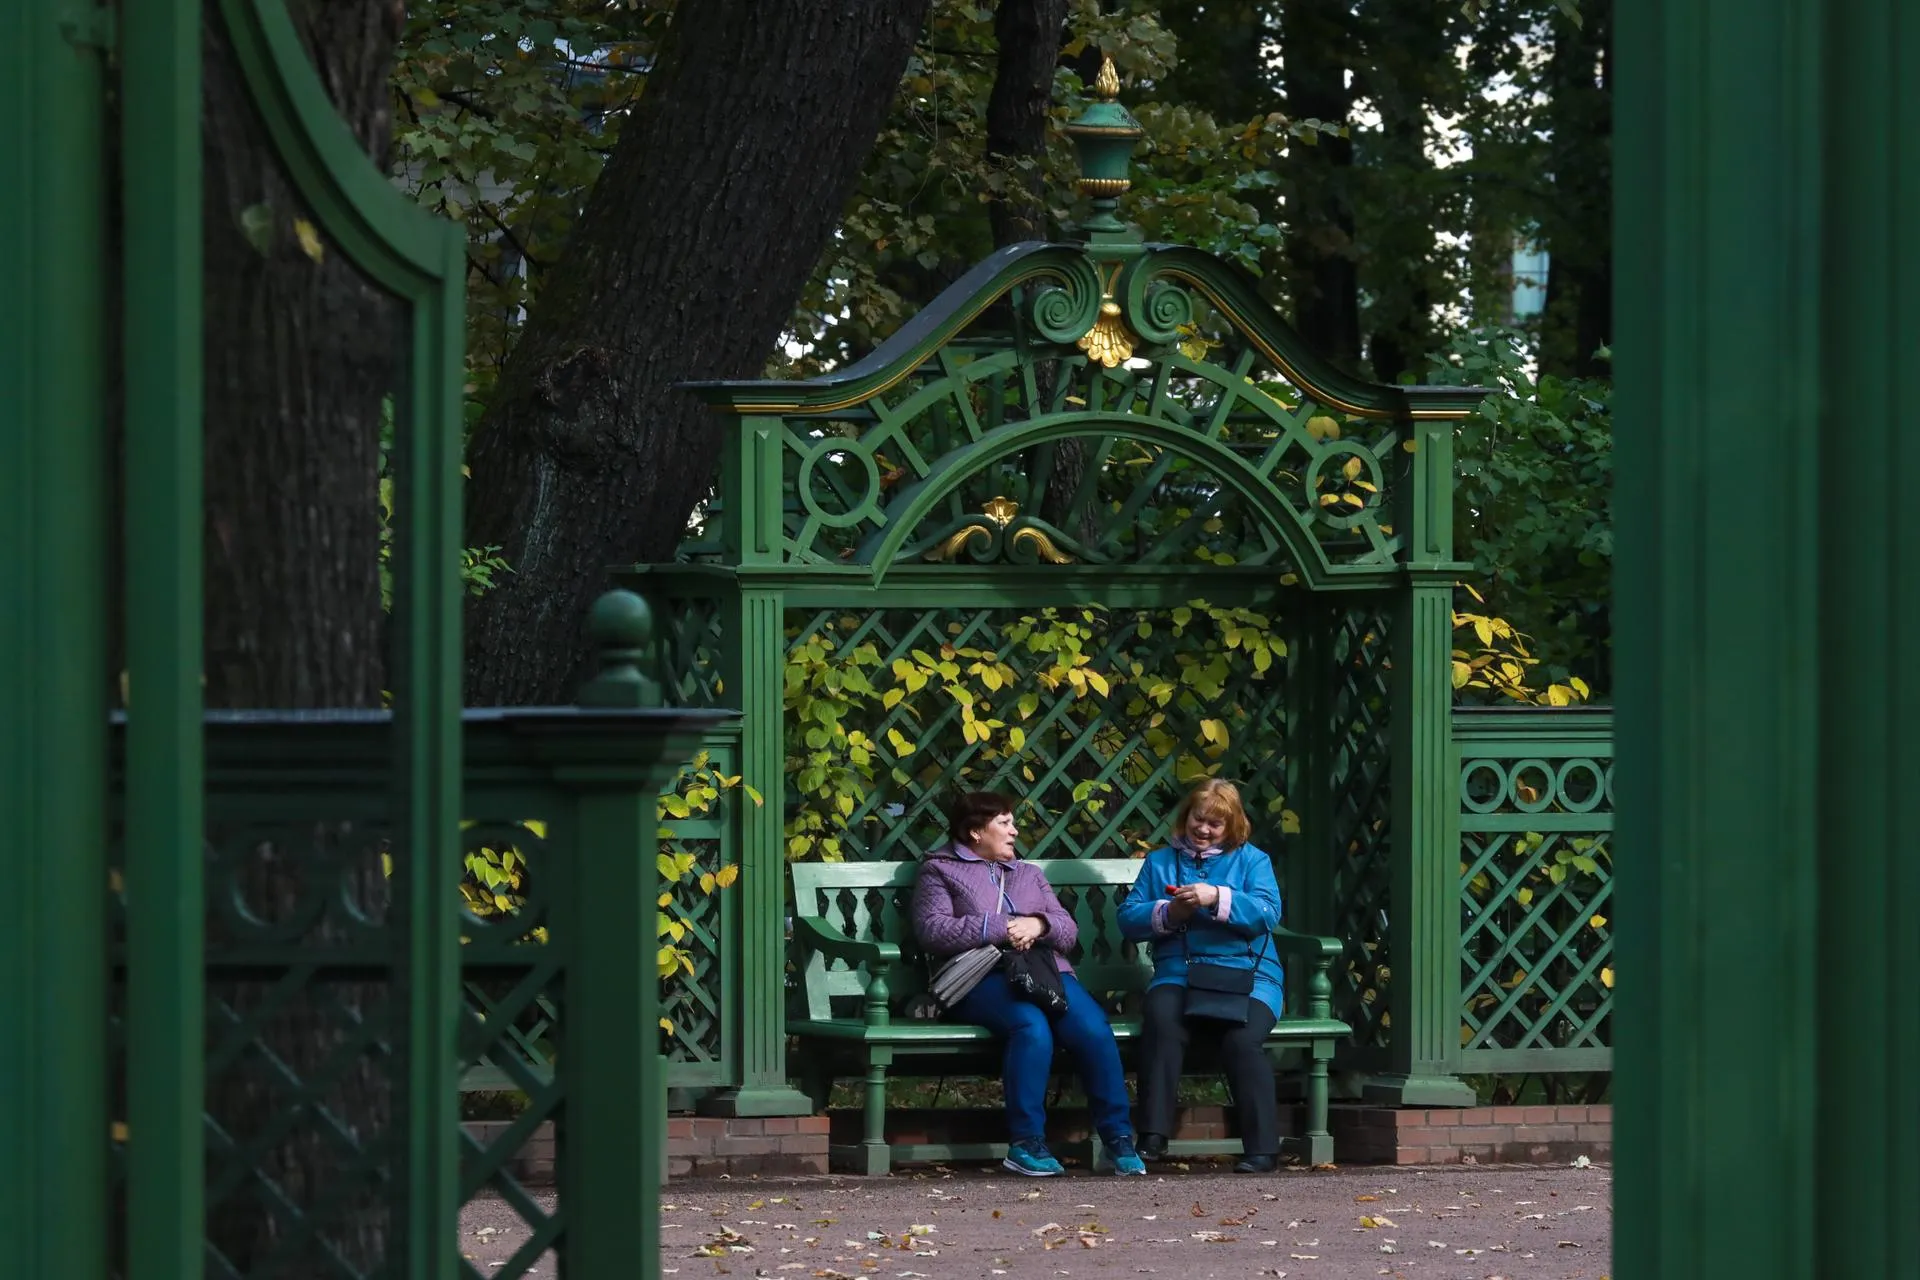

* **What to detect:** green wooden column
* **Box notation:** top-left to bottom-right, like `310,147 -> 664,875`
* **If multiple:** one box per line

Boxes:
121,1 -> 206,1277
1613,0 -> 1920,1273
563,591 -> 719,1280
1369,410 -> 1474,1106
703,416 -> 810,1115
0,2 -> 109,1274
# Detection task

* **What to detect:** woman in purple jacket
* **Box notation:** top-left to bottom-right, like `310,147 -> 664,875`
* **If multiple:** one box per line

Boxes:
911,790 -> 1146,1177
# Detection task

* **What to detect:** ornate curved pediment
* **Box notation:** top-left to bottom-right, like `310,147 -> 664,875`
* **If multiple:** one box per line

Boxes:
678,56 -> 1484,593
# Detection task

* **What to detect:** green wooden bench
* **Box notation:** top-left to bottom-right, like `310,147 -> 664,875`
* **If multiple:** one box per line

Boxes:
790,858 -> 1349,1175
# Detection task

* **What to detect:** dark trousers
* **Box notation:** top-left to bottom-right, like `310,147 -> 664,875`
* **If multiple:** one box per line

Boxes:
1137,982 -> 1279,1156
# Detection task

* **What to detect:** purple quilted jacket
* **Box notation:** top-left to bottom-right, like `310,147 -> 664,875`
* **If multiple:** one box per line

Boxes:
910,843 -> 1076,973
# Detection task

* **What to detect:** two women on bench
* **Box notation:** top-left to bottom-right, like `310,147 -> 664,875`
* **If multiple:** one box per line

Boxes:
910,781 -> 1283,1176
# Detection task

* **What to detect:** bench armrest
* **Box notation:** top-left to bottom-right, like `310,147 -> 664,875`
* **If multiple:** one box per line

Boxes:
1269,924 -> 1342,1022
792,916 -> 901,1028
794,916 -> 902,968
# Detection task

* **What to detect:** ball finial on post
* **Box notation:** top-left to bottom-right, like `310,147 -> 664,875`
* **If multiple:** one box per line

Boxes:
579,588 -> 662,708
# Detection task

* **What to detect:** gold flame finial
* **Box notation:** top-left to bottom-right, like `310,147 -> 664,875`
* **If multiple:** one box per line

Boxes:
1093,54 -> 1121,101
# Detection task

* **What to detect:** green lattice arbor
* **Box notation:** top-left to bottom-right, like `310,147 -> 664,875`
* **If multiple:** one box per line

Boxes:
625,65 -> 1488,1113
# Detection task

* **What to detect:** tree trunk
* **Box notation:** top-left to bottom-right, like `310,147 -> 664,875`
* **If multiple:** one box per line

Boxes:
1537,0 -> 1612,378
199,2 -> 401,1272
1354,0 -> 1456,383
462,0 -> 933,706
985,0 -> 1067,249
1279,0 -> 1362,371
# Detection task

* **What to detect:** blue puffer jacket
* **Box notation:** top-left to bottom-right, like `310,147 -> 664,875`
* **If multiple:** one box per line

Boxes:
1117,843 -> 1286,1018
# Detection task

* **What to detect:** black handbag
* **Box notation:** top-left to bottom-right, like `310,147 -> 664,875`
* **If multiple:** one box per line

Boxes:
1183,957 -> 1259,1024
1173,851 -> 1270,1025
1001,944 -> 1068,1015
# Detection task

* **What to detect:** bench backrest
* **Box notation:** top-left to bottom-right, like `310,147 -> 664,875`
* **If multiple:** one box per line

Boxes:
790,858 -> 1155,1022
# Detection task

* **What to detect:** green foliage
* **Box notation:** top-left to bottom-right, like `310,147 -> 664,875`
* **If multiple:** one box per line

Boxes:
787,0 -> 1341,370
1427,329 -> 1613,693
782,600 -> 1307,862
391,2 -> 666,382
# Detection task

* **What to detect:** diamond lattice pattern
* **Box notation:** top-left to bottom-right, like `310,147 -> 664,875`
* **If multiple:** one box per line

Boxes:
1458,754 -> 1614,1053
1328,608 -> 1394,1049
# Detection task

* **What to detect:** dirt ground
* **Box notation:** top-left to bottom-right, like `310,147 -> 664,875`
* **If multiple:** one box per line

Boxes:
461,1161 -> 1611,1279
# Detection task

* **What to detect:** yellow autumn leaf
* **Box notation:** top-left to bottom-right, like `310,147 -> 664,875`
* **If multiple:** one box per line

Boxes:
1342,455 -> 1363,480
1600,966 -> 1615,989
1452,660 -> 1472,688
1546,683 -> 1573,706
1517,887 -> 1534,907
698,871 -> 716,894
1281,809 -> 1302,834
1306,414 -> 1341,440
1589,913 -> 1607,929
292,217 -> 324,262
658,1016 -> 675,1035
714,864 -> 740,888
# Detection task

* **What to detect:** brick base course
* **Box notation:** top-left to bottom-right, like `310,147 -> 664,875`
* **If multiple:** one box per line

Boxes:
464,1103 -> 1608,1183
462,1115 -> 831,1184
1328,1102 -> 1612,1165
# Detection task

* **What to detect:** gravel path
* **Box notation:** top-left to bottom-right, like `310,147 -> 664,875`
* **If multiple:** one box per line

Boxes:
461,1161 -> 1611,1279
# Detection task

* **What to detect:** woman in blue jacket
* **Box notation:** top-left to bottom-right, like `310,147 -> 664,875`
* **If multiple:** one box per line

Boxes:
1118,779 -> 1285,1172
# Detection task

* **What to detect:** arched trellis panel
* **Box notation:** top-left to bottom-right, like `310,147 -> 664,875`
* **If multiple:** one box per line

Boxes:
635,230 -> 1488,1115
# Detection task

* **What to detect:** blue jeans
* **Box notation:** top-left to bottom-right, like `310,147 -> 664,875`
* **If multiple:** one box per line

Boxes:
949,969 -> 1134,1144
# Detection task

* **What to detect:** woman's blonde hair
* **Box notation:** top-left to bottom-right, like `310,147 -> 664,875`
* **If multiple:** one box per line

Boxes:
1172,778 -> 1251,850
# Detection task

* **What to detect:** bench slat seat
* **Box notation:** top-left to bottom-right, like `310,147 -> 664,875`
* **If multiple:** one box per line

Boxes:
790,858 -> 1348,1175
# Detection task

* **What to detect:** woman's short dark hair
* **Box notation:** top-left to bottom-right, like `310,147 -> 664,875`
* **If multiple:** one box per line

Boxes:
947,790 -> 1019,844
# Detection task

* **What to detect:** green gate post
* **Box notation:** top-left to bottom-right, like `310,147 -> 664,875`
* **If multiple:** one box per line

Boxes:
1370,414 -> 1475,1107
702,417 -> 810,1116
0,2 -> 109,1275
1614,0 -> 1920,1273
121,1 -> 206,1277
563,591 -> 727,1279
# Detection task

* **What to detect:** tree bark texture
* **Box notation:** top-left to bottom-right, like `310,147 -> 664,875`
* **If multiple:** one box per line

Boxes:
1279,0 -> 1362,371
462,0 -> 933,705
199,3 -> 401,1274
985,0 -> 1067,248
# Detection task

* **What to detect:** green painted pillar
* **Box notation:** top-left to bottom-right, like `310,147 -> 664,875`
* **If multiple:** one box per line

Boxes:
1368,406 -> 1473,1106
563,591 -> 724,1280
1367,570 -> 1474,1106
0,2 -> 110,1275
702,417 -> 810,1116
121,3 -> 206,1278
1614,0 -> 1920,1274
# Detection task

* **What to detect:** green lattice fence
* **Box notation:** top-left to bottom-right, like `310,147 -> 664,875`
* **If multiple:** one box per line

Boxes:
453,727 -> 746,1095
1328,606 -> 1396,1056
1455,708 -> 1615,1072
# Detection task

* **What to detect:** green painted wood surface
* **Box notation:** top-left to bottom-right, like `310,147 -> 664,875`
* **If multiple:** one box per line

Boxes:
1454,709 -> 1613,1072
120,2 -> 205,1276
1614,0 -> 1920,1273
0,3 -> 109,1275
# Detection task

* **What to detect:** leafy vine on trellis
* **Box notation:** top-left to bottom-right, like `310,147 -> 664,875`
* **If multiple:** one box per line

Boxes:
458,750 -> 756,1037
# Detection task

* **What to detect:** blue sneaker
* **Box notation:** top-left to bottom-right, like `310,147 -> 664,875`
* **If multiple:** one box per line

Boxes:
1107,1133 -> 1147,1176
1003,1138 -> 1065,1177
